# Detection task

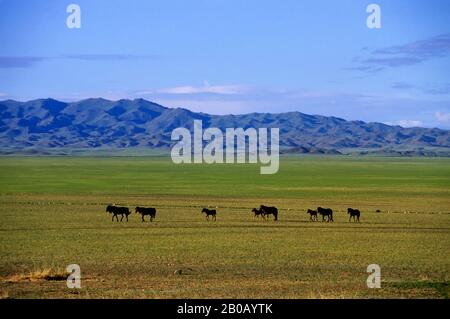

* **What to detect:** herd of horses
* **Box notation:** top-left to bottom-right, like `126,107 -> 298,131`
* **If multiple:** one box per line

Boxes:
106,205 -> 156,222
306,207 -> 360,222
106,204 -> 361,223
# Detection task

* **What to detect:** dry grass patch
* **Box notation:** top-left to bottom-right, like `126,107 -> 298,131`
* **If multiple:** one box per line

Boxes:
6,267 -> 67,283
0,290 -> 10,299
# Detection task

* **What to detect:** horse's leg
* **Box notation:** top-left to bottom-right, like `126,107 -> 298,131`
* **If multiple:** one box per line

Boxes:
142,214 -> 145,222
112,214 -> 114,222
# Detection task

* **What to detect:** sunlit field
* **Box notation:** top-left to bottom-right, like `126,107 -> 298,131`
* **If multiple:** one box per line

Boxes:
0,156 -> 449,298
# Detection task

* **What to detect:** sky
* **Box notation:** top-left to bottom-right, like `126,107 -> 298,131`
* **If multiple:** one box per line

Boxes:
0,0 -> 449,128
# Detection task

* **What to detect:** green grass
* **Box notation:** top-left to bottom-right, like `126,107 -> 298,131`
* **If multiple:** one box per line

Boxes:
390,281 -> 449,298
0,156 -> 449,298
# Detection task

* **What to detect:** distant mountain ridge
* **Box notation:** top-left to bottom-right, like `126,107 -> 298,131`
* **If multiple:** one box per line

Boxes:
1,98 -> 449,155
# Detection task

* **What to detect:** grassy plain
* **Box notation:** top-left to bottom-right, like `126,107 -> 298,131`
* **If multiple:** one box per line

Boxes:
0,156 -> 449,298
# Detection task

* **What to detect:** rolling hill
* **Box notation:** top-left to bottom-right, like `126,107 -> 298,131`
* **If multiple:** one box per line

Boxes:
1,98 -> 449,155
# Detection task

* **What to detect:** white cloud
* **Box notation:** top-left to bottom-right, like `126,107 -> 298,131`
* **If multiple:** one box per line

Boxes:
139,83 -> 251,95
435,112 -> 450,124
385,119 -> 423,127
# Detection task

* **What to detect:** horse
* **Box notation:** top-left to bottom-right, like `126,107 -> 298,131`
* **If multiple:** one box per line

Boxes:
260,205 -> 278,221
201,208 -> 217,221
317,207 -> 333,222
135,206 -> 157,222
251,208 -> 264,219
347,208 -> 360,222
306,209 -> 318,222
106,205 -> 131,222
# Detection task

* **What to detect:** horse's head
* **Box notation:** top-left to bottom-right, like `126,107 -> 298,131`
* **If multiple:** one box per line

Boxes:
135,207 -> 140,213
106,205 -> 114,213
251,208 -> 258,213
202,208 -> 208,213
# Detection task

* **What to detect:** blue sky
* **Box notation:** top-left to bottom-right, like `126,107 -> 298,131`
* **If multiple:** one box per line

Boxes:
0,0 -> 450,128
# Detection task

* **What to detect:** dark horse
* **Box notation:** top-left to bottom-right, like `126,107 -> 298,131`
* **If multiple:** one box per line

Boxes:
306,209 -> 318,222
135,206 -> 157,222
202,208 -> 217,221
347,208 -> 360,222
106,205 -> 131,222
251,208 -> 264,219
260,205 -> 278,221
317,207 -> 333,222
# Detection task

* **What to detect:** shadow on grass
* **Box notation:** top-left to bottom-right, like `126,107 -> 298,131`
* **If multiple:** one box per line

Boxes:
390,281 -> 449,298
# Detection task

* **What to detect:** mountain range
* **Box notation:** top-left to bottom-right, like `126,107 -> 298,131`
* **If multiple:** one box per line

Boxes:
1,98 -> 449,156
